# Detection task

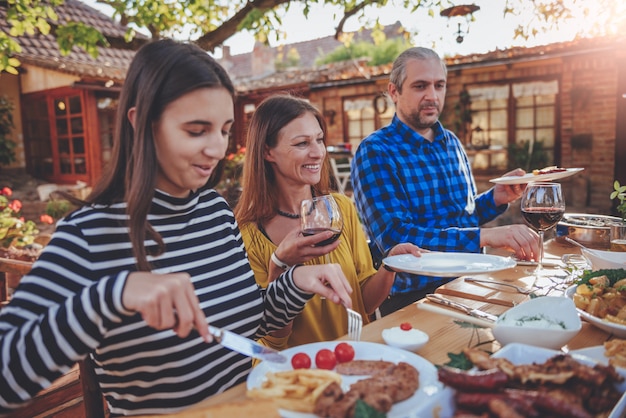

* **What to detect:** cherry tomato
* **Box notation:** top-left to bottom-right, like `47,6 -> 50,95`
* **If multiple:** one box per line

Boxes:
400,322 -> 413,331
315,349 -> 337,370
291,352 -> 311,369
334,342 -> 355,363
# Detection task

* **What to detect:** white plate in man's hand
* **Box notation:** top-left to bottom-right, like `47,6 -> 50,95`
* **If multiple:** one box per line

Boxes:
489,167 -> 584,185
383,253 -> 516,277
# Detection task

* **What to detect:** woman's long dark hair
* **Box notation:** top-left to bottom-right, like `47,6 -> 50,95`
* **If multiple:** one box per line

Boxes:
86,39 -> 236,271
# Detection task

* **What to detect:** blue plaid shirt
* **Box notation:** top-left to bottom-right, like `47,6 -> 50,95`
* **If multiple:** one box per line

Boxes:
351,116 -> 507,295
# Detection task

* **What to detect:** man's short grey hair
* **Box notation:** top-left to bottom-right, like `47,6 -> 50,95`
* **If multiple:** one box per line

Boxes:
389,47 -> 447,93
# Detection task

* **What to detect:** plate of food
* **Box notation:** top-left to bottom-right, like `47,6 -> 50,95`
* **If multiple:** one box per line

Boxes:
383,252 -> 516,277
427,343 -> 626,418
489,167 -> 584,185
565,268 -> 626,338
246,341 -> 443,418
571,340 -> 626,370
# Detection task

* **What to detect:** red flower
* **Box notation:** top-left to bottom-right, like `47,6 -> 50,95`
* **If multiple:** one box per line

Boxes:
1,187 -> 12,196
8,199 -> 22,213
40,214 -> 55,224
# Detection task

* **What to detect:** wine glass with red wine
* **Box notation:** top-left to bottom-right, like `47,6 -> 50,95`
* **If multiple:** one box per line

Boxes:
520,182 -> 565,280
301,195 -> 343,263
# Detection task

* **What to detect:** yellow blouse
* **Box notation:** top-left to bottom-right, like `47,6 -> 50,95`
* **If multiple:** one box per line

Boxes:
239,193 -> 377,350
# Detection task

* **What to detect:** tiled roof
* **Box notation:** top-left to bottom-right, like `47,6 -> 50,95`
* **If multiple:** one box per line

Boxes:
234,34 -> 626,93
1,0 -> 143,83
221,21 -> 405,80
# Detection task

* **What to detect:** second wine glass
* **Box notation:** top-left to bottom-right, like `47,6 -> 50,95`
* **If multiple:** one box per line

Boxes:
300,195 -> 343,263
520,181 -> 566,280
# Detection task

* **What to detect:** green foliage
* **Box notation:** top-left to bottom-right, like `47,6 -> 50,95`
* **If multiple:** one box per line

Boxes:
45,199 -> 74,220
507,139 -> 549,172
0,96 -> 17,166
316,37 -> 411,66
354,399 -> 386,418
0,187 -> 39,248
575,268 -> 626,286
441,351 -> 473,370
610,180 -> 626,221
55,22 -> 109,57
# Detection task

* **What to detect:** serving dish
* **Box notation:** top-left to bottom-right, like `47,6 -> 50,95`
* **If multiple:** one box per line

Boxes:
556,213 -> 622,250
581,247 -> 626,270
247,341 -> 443,418
493,296 -> 581,350
565,285 -> 626,338
383,252 -> 516,277
422,343 -> 626,418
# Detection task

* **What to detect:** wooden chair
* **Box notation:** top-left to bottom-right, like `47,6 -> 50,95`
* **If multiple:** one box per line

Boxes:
329,155 -> 352,194
0,257 -> 107,418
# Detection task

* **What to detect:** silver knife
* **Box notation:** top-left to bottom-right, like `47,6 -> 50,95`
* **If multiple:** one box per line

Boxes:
208,325 -> 287,363
425,294 -> 498,323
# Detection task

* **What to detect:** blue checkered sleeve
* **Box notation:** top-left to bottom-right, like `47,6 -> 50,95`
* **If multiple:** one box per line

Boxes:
351,117 -> 507,294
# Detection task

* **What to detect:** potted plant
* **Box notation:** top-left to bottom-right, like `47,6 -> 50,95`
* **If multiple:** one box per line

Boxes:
609,180 -> 626,252
610,180 -> 626,221
0,186 -> 42,264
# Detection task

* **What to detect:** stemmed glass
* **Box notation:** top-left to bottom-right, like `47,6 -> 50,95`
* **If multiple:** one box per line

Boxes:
520,182 -> 565,281
300,195 -> 343,264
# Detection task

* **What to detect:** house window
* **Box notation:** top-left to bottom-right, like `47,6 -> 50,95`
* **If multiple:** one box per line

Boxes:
22,89 -> 90,183
343,95 -> 394,151
467,80 -> 558,172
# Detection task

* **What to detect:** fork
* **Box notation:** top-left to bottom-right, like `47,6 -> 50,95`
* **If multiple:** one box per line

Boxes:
344,305 -> 363,341
464,277 -> 534,295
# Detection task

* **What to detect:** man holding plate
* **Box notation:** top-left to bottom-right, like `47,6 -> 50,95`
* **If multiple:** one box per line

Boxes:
351,47 -> 540,316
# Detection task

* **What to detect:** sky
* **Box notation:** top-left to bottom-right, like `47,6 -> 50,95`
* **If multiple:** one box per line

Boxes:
220,0 -> 625,58
84,0 -> 625,59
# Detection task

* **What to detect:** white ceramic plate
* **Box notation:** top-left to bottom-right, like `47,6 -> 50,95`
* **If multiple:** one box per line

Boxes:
383,252 -> 516,277
565,285 -> 626,338
489,167 -> 584,185
423,343 -> 626,418
571,345 -> 626,372
247,341 -> 443,418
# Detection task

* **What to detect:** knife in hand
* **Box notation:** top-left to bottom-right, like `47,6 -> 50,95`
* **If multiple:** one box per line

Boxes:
208,325 -> 287,363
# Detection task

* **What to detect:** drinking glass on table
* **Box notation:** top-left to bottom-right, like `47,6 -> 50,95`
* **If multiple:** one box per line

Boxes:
520,182 -> 565,280
300,195 -> 343,264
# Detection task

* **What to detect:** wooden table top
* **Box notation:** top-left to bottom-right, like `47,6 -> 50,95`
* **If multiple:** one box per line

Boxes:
124,239 -> 620,417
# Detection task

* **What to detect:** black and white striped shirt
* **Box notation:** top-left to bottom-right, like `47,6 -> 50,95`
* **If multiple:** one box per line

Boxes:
0,188 -> 310,416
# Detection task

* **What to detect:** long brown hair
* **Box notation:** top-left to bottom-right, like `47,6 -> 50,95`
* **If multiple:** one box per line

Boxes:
86,39 -> 235,271
235,94 -> 332,226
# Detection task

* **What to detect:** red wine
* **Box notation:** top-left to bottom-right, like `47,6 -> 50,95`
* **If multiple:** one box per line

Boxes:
521,207 -> 565,231
302,228 -> 342,247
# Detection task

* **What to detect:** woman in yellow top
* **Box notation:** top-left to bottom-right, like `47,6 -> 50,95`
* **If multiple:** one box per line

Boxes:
234,94 -> 423,350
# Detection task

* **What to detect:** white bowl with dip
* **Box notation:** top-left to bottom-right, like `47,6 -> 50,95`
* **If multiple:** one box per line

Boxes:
493,296 -> 581,350
382,325 -> 429,352
581,247 -> 626,270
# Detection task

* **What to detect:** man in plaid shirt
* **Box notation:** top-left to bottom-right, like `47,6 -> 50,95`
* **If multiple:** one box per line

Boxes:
351,47 -> 540,316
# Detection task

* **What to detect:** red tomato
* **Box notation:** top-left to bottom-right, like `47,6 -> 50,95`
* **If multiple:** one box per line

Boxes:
291,352 -> 311,369
400,322 -> 412,331
334,342 -> 355,363
315,349 -> 337,370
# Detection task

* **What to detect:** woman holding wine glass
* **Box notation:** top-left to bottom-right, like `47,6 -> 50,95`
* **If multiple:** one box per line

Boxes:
520,182 -> 566,281
234,94 -> 424,350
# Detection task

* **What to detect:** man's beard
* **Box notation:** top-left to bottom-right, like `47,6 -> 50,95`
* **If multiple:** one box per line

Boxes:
405,107 -> 440,131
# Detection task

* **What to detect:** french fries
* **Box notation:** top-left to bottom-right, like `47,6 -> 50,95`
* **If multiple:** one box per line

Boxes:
604,339 -> 626,368
246,369 -> 341,413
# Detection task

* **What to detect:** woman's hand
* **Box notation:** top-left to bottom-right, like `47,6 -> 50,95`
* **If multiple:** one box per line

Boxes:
292,264 -> 353,308
493,168 -> 526,206
122,272 -> 210,342
275,226 -> 341,267
386,243 -> 427,258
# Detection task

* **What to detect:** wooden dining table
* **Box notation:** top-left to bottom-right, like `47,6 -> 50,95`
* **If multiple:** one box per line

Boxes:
138,238 -> 618,417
